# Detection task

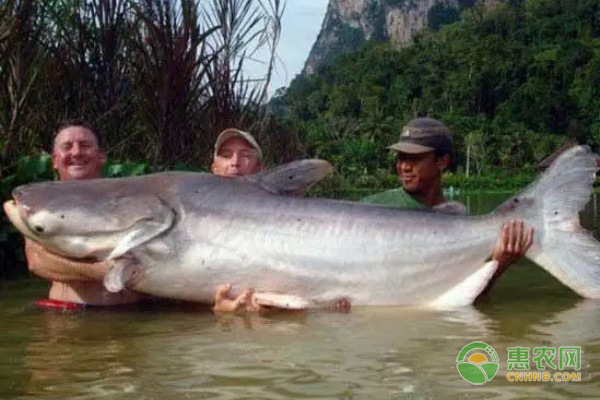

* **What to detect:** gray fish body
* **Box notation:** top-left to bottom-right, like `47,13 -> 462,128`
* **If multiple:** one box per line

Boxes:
133,175 -> 502,305
5,147 -> 600,307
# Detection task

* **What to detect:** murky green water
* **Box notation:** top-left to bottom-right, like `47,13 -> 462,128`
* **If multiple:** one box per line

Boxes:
1,193 -> 599,399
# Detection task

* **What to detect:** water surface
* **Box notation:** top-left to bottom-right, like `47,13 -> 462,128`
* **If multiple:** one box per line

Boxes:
1,193 -> 599,399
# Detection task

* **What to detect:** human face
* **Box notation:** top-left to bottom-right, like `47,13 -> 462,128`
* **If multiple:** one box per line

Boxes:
52,126 -> 105,181
395,151 -> 448,194
211,137 -> 263,177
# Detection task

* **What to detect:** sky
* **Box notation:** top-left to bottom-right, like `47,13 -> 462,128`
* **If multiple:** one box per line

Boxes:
245,1 -> 329,97
272,1 -> 329,92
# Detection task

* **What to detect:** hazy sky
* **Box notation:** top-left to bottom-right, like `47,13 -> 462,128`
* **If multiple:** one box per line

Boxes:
272,1 -> 329,91
245,1 -> 329,97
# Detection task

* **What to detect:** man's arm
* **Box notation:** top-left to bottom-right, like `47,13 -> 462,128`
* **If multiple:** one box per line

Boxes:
25,239 -> 111,282
478,220 -> 534,298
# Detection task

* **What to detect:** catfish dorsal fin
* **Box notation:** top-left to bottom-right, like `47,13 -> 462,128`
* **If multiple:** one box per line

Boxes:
248,159 -> 333,196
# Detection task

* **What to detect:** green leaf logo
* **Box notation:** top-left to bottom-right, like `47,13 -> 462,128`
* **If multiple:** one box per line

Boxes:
456,342 -> 500,385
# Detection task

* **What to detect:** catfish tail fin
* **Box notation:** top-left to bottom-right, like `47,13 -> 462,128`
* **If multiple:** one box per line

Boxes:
500,145 -> 600,298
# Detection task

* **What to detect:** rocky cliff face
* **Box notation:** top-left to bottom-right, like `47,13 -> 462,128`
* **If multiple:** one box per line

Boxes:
303,0 -> 503,75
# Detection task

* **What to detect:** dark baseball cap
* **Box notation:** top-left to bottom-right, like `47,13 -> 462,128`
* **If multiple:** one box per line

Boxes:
387,117 -> 453,154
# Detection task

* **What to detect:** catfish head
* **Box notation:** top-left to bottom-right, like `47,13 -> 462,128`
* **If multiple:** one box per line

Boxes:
3,178 -> 175,260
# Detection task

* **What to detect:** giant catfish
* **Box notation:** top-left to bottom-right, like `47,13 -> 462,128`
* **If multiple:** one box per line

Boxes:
4,146 -> 600,308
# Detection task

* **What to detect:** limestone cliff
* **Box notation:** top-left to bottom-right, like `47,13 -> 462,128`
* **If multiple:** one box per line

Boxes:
303,0 -> 503,75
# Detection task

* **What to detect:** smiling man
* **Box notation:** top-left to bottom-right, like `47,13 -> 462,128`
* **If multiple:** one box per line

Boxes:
362,118 -> 464,214
51,121 -> 106,180
361,117 -> 534,298
25,124 -> 270,312
25,120 -> 146,309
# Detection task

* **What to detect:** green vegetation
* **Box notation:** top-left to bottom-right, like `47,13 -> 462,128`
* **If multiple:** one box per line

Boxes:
0,0 -> 296,174
384,0 -> 410,7
0,0 -> 290,278
2,0 -> 600,278
427,3 -> 460,30
274,0 -> 600,192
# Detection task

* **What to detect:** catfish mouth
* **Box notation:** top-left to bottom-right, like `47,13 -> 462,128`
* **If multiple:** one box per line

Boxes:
3,199 -> 114,259
4,187 -> 176,261
3,200 -> 39,240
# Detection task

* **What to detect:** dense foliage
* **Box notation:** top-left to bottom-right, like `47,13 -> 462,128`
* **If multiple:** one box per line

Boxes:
273,0 -> 600,190
0,0 -> 297,174
0,0 -> 294,278
3,0 -> 600,278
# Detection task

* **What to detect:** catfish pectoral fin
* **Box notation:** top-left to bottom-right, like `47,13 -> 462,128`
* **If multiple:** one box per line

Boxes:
104,258 -> 143,293
429,260 -> 498,309
107,200 -> 175,260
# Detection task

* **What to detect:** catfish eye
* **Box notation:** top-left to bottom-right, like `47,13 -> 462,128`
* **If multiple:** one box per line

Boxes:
34,225 -> 45,233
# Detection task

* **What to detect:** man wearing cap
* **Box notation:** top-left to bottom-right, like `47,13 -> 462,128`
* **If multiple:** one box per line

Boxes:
362,117 -> 534,297
26,125 -> 266,311
209,128 -> 351,313
208,128 -> 266,312
361,117 -> 465,213
211,128 -> 264,177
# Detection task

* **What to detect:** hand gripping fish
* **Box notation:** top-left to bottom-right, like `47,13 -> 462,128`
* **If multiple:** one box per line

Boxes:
4,146 -> 600,308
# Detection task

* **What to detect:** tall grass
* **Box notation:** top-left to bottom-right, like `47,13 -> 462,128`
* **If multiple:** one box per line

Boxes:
0,0 -> 295,172
0,0 -> 296,278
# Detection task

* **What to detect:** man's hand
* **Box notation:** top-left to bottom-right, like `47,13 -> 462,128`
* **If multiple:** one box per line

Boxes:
212,284 -> 296,314
212,283 -> 255,313
212,284 -> 352,314
478,219 -> 534,300
491,219 -> 534,270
